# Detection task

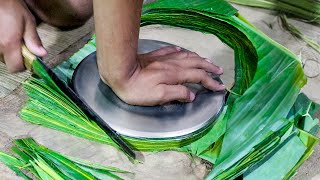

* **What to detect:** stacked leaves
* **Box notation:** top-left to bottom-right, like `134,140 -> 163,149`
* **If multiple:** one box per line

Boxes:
0,138 -> 128,180
16,0 -> 320,179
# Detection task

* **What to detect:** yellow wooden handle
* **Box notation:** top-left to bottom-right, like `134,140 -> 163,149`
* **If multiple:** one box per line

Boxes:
22,45 -> 36,71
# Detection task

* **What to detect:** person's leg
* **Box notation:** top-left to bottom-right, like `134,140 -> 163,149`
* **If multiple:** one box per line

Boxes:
24,0 -> 93,28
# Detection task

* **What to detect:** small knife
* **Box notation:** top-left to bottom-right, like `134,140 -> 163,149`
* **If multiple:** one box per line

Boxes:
22,45 -> 137,160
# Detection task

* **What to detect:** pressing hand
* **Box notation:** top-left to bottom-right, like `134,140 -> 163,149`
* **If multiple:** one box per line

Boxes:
102,46 -> 225,106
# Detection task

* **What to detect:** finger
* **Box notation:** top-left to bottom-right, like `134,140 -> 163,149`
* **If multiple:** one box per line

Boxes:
147,46 -> 181,57
157,84 -> 195,104
174,69 -> 225,91
148,61 -> 177,71
173,57 -> 224,74
23,17 -> 47,57
157,51 -> 200,61
2,39 -> 25,73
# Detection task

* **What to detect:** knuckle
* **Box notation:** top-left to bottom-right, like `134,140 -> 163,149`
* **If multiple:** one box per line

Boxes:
198,71 -> 211,84
176,51 -> 188,58
181,51 -> 197,58
188,52 -> 198,57
190,57 -> 203,65
198,70 -> 208,78
183,52 -> 192,58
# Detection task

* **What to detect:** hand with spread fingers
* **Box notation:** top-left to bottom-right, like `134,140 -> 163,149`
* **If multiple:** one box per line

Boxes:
0,0 -> 47,73
105,46 -> 225,106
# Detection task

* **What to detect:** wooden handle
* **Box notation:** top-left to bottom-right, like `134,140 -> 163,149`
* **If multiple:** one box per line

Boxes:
22,45 -> 36,71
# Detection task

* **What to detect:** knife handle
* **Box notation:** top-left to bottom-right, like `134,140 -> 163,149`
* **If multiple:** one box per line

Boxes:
22,45 -> 36,71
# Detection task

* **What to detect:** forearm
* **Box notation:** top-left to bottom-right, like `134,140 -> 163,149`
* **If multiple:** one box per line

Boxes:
93,0 -> 143,86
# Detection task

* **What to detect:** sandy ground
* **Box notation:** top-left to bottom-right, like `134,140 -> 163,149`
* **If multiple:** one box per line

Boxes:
0,2 -> 319,180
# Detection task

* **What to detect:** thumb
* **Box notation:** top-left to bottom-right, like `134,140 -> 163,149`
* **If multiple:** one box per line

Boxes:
23,18 -> 47,57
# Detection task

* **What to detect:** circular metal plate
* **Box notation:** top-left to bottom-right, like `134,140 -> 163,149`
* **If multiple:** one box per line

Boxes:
72,39 -> 225,139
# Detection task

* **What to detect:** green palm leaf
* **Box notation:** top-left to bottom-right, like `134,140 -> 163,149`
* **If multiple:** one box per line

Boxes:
0,138 -> 127,180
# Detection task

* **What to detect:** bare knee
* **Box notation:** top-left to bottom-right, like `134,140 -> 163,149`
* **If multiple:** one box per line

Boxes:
26,0 -> 93,29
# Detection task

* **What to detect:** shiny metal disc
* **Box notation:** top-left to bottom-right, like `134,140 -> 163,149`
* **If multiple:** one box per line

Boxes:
72,39 -> 225,139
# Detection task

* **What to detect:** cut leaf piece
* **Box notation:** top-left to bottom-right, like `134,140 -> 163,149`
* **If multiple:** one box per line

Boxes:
243,135 -> 306,180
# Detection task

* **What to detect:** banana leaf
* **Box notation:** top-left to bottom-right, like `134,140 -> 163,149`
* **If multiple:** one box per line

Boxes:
285,130 -> 320,179
243,128 -> 319,180
17,0 -> 319,179
243,134 -> 307,180
289,93 -> 320,135
180,107 -> 228,156
0,138 -> 128,180
54,35 -> 97,83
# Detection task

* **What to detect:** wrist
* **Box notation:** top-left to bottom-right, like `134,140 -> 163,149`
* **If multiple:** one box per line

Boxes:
99,58 -> 140,91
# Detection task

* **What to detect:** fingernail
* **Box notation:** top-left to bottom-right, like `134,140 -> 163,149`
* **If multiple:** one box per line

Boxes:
189,93 -> 195,101
175,46 -> 182,51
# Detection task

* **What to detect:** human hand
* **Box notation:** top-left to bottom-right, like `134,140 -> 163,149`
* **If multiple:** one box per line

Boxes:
0,0 -> 47,73
104,46 -> 225,106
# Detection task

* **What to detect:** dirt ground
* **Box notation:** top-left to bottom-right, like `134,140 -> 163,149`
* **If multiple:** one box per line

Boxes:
0,2 -> 319,180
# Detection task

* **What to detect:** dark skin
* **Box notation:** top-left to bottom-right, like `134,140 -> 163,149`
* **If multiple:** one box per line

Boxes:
0,0 -> 225,106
